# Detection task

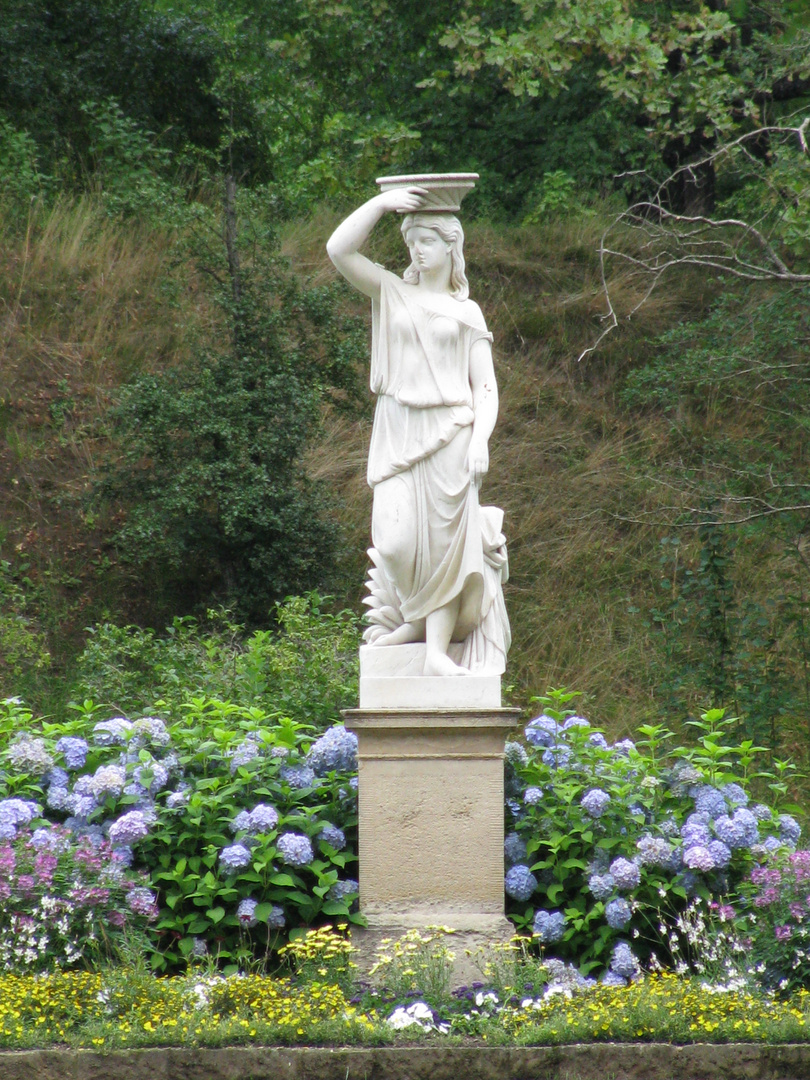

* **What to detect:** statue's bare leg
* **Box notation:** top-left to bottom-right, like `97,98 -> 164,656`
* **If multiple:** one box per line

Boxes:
424,597 -> 470,676
374,620 -> 424,646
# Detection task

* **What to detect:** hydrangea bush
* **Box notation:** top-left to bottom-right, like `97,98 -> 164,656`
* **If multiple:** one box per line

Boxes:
0,696 -> 360,972
503,691 -> 802,978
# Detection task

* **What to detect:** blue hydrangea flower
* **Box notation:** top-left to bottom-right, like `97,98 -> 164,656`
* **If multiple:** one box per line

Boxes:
319,823 -> 346,851
751,804 -> 773,822
56,737 -> 88,770
588,732 -> 609,750
533,909 -> 565,943
277,832 -> 314,868
329,880 -> 359,903
307,725 -> 358,775
133,762 -> 169,794
92,718 -> 132,747
7,736 -> 53,775
542,746 -> 571,769
658,816 -> 679,838
681,819 -> 712,848
779,815 -> 802,846
219,843 -> 253,873
280,764 -> 316,790
734,807 -> 759,846
763,835 -> 782,853
610,942 -> 639,979
248,804 -> 279,833
601,970 -> 627,987
683,845 -> 715,872
131,717 -> 171,746
692,785 -> 727,819
237,898 -> 258,927
46,785 -> 71,812
588,872 -> 615,901
722,782 -> 749,808
524,787 -> 543,806
636,836 -> 673,868
506,798 -> 523,819
108,810 -> 150,846
504,741 -> 529,767
609,857 -> 641,891
504,832 -> 527,866
230,810 -> 251,834
563,716 -> 590,731
266,905 -> 286,929
605,898 -> 632,929
707,839 -> 732,869
89,764 -> 126,798
612,739 -> 636,757
46,767 -> 70,789
111,845 -> 134,867
504,865 -> 538,902
0,798 -> 38,839
581,788 -> 611,818
126,887 -> 158,918
66,792 -> 98,820
229,741 -> 260,774
165,790 -> 189,810
524,715 -> 559,748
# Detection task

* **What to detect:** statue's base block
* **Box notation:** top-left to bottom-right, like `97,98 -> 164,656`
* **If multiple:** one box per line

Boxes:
359,643 -> 501,708
343,705 -> 520,986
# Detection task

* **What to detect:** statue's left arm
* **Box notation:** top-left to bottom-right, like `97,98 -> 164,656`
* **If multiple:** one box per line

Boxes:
467,337 -> 498,489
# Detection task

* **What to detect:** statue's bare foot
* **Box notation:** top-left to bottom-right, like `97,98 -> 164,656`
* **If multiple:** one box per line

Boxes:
373,622 -> 422,647
424,652 -> 470,677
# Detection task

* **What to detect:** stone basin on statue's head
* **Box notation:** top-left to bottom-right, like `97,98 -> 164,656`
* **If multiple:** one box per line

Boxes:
375,172 -> 478,212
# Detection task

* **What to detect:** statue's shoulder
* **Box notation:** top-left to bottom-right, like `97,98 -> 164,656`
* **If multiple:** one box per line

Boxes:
457,298 -> 488,332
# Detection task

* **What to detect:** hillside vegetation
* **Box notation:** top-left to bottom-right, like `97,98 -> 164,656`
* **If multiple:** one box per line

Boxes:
0,0 -> 809,759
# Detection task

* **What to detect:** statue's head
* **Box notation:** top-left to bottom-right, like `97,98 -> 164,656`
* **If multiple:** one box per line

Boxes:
400,212 -> 469,300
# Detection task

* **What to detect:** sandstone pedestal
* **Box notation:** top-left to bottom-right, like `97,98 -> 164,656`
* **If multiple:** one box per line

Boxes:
344,681 -> 520,982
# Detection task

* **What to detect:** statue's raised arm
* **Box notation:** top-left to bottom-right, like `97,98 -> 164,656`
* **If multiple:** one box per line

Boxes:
326,174 -> 510,678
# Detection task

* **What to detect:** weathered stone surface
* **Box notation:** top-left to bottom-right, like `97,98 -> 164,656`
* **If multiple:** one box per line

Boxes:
4,1043 -> 810,1080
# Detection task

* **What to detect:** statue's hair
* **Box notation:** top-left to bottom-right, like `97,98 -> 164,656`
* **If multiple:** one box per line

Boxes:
400,212 -> 468,301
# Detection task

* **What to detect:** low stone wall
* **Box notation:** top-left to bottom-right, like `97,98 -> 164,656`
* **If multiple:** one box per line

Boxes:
3,1044 -> 810,1080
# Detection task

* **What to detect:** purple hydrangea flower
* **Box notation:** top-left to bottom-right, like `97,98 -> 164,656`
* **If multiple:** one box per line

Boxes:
533,909 -> 565,943
609,857 -> 641,891
266,904 -> 286,929
683,845 -> 715,872
279,764 -> 316,790
779,815 -> 802,846
92,718 -> 132,747
524,715 -> 559,748
588,872 -> 615,900
111,845 -> 134,867
319,823 -> 346,850
681,819 -> 712,848
713,814 -> 748,850
504,865 -> 538,901
636,836 -> 673,868
605,898 -> 632,929
307,725 -> 358,775
329,879 -> 359,903
277,832 -> 314,868
56,737 -> 89,770
504,832 -> 528,866
524,787 -> 543,806
237,898 -> 258,927
219,843 -> 252,873
248,804 -> 279,833
610,942 -> 639,979
581,788 -> 611,818
127,886 -> 158,919
108,810 -> 150,847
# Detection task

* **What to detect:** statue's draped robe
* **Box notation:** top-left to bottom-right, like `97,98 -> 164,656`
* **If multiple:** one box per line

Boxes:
365,269 -> 510,674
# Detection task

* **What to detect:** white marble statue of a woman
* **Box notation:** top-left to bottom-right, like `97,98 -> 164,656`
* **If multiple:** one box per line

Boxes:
327,185 -> 510,677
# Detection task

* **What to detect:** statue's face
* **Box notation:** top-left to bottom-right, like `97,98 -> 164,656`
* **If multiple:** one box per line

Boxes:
404,226 -> 452,274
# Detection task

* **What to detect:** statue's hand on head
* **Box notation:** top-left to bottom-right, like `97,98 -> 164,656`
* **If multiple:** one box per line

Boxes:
375,186 -> 429,215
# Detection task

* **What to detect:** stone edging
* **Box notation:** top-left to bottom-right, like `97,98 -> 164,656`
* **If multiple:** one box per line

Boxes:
3,1043 -> 810,1080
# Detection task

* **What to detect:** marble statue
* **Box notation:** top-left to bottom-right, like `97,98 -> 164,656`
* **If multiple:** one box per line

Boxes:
327,175 -> 510,677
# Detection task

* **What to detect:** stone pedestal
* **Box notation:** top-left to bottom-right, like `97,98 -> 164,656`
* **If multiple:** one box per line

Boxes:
343,705 -> 519,934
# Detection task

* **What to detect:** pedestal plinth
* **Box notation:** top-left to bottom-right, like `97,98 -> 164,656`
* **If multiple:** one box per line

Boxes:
343,706 -> 519,933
